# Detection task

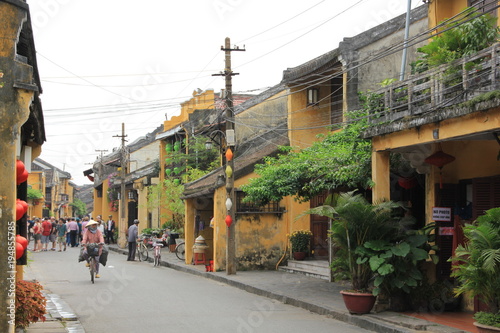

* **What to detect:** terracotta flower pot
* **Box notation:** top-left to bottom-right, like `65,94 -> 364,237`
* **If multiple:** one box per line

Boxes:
340,290 -> 376,315
293,252 -> 306,260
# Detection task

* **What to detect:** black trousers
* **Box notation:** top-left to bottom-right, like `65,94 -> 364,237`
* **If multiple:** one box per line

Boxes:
69,230 -> 78,247
127,241 -> 136,260
105,230 -> 114,244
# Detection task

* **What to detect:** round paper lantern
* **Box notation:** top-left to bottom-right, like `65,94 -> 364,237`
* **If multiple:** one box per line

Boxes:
174,142 -> 180,151
16,202 -> 25,220
165,168 -> 172,176
17,199 -> 28,213
16,242 -> 24,260
225,197 -> 233,211
173,179 -> 181,185
225,148 -> 233,161
16,235 -> 28,250
398,177 -> 417,190
166,143 -> 173,152
225,215 -> 233,228
225,165 -> 233,178
425,149 -> 455,189
17,169 -> 29,185
16,160 -> 26,175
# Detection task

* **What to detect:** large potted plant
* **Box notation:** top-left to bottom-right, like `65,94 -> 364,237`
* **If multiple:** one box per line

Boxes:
451,207 -> 500,333
303,191 -> 402,314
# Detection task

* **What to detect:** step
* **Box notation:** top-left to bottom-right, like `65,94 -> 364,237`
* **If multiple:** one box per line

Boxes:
287,260 -> 330,274
278,265 -> 331,280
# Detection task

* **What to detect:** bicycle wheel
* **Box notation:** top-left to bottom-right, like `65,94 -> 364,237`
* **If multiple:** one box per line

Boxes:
175,242 -> 185,260
138,243 -> 148,262
89,257 -> 95,284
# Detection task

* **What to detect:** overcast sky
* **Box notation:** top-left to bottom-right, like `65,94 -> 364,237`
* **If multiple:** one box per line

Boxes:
29,0 -> 421,185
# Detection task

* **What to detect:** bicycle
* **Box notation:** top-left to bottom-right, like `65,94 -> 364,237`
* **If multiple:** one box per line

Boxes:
174,242 -> 185,260
152,238 -> 163,267
137,235 -> 150,262
86,243 -> 103,283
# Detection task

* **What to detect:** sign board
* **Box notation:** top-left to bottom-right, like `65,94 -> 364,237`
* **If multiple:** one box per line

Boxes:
432,207 -> 452,221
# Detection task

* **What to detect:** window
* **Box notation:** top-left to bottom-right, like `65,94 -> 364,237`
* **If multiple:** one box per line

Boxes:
236,191 -> 284,216
307,88 -> 319,106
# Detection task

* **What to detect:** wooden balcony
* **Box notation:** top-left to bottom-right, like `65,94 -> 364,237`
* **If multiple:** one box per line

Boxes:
365,43 -> 500,135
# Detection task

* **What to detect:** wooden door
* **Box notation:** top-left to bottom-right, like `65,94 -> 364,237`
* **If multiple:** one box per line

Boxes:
310,192 -> 329,258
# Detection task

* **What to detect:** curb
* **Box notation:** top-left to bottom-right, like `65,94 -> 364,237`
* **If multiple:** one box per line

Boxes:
109,246 -> 467,333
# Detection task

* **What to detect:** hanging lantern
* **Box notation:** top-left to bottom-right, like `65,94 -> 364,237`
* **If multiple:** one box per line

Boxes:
425,148 -> 455,189
166,143 -> 173,152
225,165 -> 233,178
17,168 -> 29,185
165,168 -> 172,176
398,176 -> 417,190
16,202 -> 25,220
16,160 -> 25,175
225,148 -> 233,161
16,235 -> 28,250
225,197 -> 233,211
16,242 -> 24,260
174,142 -> 180,151
225,215 -> 233,227
173,179 -> 181,185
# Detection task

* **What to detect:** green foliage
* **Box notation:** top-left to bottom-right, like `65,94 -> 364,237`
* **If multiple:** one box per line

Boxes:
27,187 -> 43,200
411,8 -> 499,73
288,230 -> 312,253
15,280 -> 46,329
147,178 -> 185,232
302,191 -> 402,292
356,223 -> 438,296
69,198 -> 86,217
474,312 -> 500,328
451,207 -> 500,313
241,108 -> 373,205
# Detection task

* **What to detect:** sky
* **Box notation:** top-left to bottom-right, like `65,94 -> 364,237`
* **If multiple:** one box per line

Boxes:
29,0 -> 421,185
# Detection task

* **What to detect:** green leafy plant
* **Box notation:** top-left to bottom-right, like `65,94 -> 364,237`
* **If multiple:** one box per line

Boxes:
147,178 -> 185,233
27,187 -> 43,200
302,191 -> 402,292
451,207 -> 500,314
15,280 -> 46,329
356,222 -> 439,296
288,230 -> 312,253
69,198 -> 86,217
474,312 -> 500,328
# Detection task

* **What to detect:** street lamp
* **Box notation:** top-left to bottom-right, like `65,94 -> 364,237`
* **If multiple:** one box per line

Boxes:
206,129 -> 236,274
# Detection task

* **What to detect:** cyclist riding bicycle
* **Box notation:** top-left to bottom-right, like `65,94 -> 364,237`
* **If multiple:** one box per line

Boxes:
81,220 -> 105,278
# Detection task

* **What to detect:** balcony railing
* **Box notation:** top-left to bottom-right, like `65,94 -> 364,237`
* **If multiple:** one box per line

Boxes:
368,43 -> 499,125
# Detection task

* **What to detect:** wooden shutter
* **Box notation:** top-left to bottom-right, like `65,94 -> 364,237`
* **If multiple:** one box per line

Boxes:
435,183 -> 458,280
472,176 -> 500,219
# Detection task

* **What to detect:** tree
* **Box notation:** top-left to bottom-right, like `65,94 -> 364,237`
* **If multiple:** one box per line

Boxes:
241,106 -> 373,205
69,198 -> 86,218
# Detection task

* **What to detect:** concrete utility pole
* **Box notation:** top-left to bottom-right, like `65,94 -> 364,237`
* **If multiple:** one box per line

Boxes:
113,124 -> 127,248
213,37 -> 245,275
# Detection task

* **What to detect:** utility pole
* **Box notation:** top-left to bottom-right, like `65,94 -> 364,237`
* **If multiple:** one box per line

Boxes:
95,149 -> 108,181
213,37 -> 245,275
113,124 -> 127,248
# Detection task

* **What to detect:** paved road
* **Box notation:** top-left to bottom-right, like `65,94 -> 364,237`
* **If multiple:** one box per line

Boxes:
25,247 -> 374,332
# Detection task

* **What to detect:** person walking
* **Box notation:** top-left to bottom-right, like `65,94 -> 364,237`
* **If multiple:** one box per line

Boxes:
67,218 -> 79,247
32,218 -> 42,252
41,218 -> 52,251
105,215 -> 115,244
56,218 -> 67,252
127,219 -> 139,261
49,217 -> 57,251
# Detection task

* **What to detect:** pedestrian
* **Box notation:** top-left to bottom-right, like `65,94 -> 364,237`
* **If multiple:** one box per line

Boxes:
96,215 -> 105,235
32,218 -> 42,252
41,218 -> 52,251
106,215 -> 115,244
67,217 -> 79,247
77,218 -> 83,246
127,219 -> 139,261
27,216 -> 34,244
66,218 -> 71,246
56,218 -> 67,252
50,217 -> 57,251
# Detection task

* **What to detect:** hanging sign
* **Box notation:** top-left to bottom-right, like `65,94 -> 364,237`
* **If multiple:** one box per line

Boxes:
432,207 -> 451,221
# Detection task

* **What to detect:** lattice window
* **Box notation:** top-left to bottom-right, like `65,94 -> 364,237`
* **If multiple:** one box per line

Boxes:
236,191 -> 284,216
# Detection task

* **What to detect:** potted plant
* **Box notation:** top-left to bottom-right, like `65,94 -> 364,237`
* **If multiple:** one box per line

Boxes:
288,230 -> 312,260
451,207 -> 500,333
302,191 -> 402,314
15,280 -> 46,331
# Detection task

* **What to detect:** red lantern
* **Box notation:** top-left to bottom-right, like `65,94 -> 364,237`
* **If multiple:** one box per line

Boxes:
16,242 -> 24,260
398,177 -> 417,190
16,235 -> 28,250
425,148 -> 455,189
225,148 -> 233,162
17,199 -> 28,213
17,168 -> 29,185
16,160 -> 25,175
225,215 -> 233,228
16,202 -> 25,220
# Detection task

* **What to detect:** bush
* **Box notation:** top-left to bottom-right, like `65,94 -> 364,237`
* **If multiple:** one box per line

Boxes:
289,230 -> 312,253
15,280 -> 46,329
474,312 -> 500,328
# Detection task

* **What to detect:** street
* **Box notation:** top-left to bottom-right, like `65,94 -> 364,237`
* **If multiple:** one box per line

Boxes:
24,247 -> 374,333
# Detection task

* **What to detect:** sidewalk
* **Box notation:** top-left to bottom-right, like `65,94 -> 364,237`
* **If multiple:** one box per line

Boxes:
110,244 -> 473,333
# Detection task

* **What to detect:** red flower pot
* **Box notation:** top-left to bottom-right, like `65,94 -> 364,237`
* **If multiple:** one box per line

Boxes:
292,252 -> 306,260
340,290 -> 376,315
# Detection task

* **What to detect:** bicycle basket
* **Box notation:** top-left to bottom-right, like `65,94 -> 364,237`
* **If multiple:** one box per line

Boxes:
87,244 -> 99,256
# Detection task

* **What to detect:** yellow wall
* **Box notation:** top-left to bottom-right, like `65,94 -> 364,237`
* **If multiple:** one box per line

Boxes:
27,171 -> 44,218
429,0 -> 500,30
